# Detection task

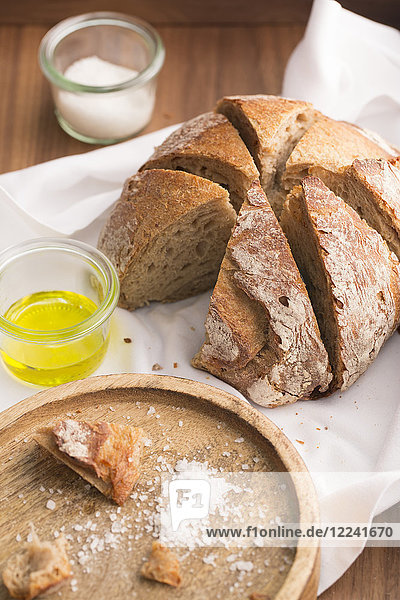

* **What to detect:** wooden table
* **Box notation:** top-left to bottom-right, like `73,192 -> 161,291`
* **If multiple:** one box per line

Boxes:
0,9 -> 399,599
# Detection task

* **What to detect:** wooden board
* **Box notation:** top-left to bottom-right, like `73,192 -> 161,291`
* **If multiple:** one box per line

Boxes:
0,373 -> 319,600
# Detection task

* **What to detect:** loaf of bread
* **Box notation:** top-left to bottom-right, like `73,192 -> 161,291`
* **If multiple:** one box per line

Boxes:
311,158 -> 400,259
280,177 -> 400,391
98,94 -> 400,406
192,181 -> 332,407
140,112 -> 259,212
98,169 -> 236,309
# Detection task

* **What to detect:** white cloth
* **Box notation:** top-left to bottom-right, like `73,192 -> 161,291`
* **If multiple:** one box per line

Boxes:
1,1 -> 400,594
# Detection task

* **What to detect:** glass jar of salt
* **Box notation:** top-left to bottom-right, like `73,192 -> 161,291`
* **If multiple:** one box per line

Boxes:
39,12 -> 165,144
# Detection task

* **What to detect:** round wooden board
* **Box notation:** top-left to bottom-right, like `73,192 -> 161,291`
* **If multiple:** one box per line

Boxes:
0,374 -> 320,600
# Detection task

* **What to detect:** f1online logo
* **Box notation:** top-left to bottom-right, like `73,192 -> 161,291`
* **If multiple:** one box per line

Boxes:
169,479 -> 211,531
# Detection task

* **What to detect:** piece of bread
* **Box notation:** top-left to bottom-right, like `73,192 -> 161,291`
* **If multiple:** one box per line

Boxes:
216,95 -> 319,213
141,542 -> 181,587
140,112 -> 259,212
280,177 -> 400,391
282,116 -> 397,195
2,529 -> 71,600
34,420 -> 145,505
98,169 -> 236,310
310,158 -> 400,259
192,181 -> 332,407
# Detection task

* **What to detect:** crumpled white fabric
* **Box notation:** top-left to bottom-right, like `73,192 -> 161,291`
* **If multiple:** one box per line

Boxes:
1,1 -> 400,594
283,0 -> 400,147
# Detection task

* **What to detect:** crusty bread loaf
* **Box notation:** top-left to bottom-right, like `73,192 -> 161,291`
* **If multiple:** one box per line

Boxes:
282,116 -> 397,196
140,112 -> 259,212
311,158 -> 400,260
280,177 -> 400,391
98,169 -> 236,310
216,95 -> 319,213
2,530 -> 71,600
192,181 -> 332,407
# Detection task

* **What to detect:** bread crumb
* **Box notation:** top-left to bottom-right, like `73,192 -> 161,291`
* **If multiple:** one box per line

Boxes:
141,542 -> 181,587
123,337 -> 132,343
152,363 -> 163,371
296,439 -> 304,445
173,362 -> 178,368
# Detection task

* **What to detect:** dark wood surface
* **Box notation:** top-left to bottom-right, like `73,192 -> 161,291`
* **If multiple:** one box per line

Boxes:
0,12 -> 399,599
0,0 -> 399,27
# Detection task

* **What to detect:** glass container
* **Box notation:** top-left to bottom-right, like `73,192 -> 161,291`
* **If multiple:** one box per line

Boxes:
0,238 -> 119,386
39,12 -> 165,144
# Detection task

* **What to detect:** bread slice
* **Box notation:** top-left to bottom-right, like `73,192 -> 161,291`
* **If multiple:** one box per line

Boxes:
34,420 -> 145,505
2,529 -> 71,600
141,542 -> 181,587
140,112 -> 259,212
98,170 -> 236,310
311,158 -> 400,259
192,181 -> 332,407
282,116 -> 397,194
280,177 -> 400,391
216,95 -> 319,213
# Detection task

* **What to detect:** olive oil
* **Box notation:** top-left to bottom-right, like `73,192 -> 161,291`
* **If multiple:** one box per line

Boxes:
1,290 -> 109,386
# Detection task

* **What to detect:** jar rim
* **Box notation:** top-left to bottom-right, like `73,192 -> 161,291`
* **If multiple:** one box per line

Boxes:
39,12 -> 165,93
0,238 -> 120,344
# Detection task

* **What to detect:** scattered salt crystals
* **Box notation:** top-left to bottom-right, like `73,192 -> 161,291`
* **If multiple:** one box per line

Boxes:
49,488 -> 54,494
178,421 -> 183,427
16,534 -> 21,542
46,499 -> 56,510
147,406 -> 156,416
27,533 -> 33,543
253,457 -> 260,463
18,493 -> 24,499
74,525 -> 83,531
222,451 -> 231,457
226,554 -> 238,563
155,414 -> 160,419
139,494 -> 148,502
54,531 -> 59,538
109,406 -> 115,412
109,514 -> 117,522
70,578 -> 78,593
242,464 -> 249,470
128,457 -> 134,463
234,437 -> 244,443
95,511 -> 101,518
163,445 -> 170,451
203,553 -> 217,567
229,561 -> 254,573
144,438 -> 152,447
84,484 -> 91,490
39,485 -> 45,492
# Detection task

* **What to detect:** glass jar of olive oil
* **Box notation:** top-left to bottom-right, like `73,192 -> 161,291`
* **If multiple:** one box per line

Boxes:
0,239 -> 119,386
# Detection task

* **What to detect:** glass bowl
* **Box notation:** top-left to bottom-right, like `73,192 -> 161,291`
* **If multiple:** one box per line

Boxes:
0,238 -> 119,386
39,12 -> 165,144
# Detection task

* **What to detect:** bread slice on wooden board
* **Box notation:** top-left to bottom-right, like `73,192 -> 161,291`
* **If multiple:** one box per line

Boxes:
282,116 -> 397,196
34,420 -> 146,505
311,158 -> 400,259
2,529 -> 71,600
215,95 -> 319,213
140,112 -> 259,212
280,176 -> 400,392
98,169 -> 236,310
192,181 -> 332,407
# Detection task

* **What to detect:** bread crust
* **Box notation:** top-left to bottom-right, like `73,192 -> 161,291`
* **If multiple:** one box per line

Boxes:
216,95 -> 319,196
140,112 -> 259,211
2,531 -> 71,600
192,181 -> 332,407
311,158 -> 400,260
97,169 -> 236,309
141,542 -> 181,587
283,116 -> 397,191
35,420 -> 145,505
284,176 -> 400,390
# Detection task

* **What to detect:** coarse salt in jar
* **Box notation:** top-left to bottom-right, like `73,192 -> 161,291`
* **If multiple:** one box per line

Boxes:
39,12 -> 165,144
